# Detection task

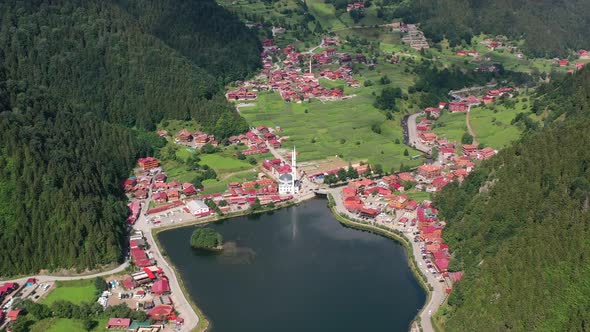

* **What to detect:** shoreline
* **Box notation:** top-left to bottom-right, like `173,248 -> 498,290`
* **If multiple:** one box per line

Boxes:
325,194 -> 434,332
154,194 -> 437,332
151,199 -> 299,332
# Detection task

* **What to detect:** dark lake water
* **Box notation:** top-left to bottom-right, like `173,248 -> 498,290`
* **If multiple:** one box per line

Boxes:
158,198 -> 425,332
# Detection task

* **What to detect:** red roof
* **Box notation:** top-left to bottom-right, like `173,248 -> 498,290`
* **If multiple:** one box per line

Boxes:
7,310 -> 21,321
148,305 -> 174,321
123,277 -> 135,290
106,318 -> 131,329
151,277 -> 170,295
360,207 -> 379,216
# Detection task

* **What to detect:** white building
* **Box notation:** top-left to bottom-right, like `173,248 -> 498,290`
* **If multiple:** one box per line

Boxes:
186,199 -> 210,216
278,147 -> 300,195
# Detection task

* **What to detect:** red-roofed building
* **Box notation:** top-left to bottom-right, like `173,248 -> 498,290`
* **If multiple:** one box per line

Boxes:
153,192 -> 168,204
434,258 -> 450,272
182,183 -> 197,196
138,157 -> 159,171
360,207 -> 379,218
342,187 -> 357,198
151,277 -> 171,295
462,144 -> 478,156
405,200 -> 418,211
449,102 -> 468,113
417,164 -> 443,179
558,59 -> 569,67
7,310 -> 21,322
344,196 -> 363,212
398,172 -> 415,183
477,147 -> 496,160
419,132 -> 438,144
432,177 -> 450,191
389,195 -> 408,209
148,305 -> 174,321
106,318 -> 131,329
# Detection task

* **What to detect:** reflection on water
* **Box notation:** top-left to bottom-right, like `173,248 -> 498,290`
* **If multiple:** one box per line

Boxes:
217,241 -> 257,265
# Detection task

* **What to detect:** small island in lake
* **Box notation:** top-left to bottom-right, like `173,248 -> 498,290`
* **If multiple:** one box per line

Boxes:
191,227 -> 223,250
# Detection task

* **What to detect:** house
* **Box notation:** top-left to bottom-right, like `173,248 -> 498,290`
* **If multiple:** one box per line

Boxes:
344,196 -> 364,212
182,183 -> 197,196
424,107 -> 440,118
462,144 -> 478,156
177,129 -> 193,143
398,172 -> 416,183
360,207 -> 379,218
151,278 -> 171,295
449,102 -> 468,112
576,62 -> 586,71
25,278 -> 37,287
389,195 -> 408,209
482,95 -> 494,104
7,310 -> 21,322
186,200 -> 210,216
419,132 -> 438,144
477,147 -> 496,160
342,187 -> 357,198
440,147 -> 456,159
464,95 -> 480,106
106,318 -> 131,330
417,164 -> 443,179
138,157 -> 159,171
167,189 -> 180,201
456,50 -> 467,56
154,173 -> 167,183
558,59 -> 569,67
134,189 -> 148,200
438,102 -> 447,109
578,50 -> 590,59
432,177 -> 450,191
148,305 -> 174,322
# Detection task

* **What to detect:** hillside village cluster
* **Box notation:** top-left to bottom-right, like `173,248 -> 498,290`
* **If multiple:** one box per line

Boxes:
226,37 -> 367,103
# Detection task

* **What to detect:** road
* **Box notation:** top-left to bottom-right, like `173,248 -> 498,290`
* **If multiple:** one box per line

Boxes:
329,188 -> 447,332
466,111 -> 478,146
133,184 -> 201,331
0,261 -> 130,285
406,112 -> 431,153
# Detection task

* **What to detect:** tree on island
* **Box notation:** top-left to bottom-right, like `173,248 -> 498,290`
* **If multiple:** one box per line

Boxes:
191,228 -> 223,250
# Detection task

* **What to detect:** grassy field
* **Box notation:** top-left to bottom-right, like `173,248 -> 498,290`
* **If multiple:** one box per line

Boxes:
431,112 -> 468,144
199,154 -> 253,172
32,317 -> 109,332
201,170 -> 258,195
469,97 -> 534,149
41,280 -> 99,306
240,90 -> 423,171
157,119 -> 200,134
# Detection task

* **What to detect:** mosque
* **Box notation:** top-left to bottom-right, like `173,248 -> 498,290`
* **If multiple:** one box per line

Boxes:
278,147 -> 300,195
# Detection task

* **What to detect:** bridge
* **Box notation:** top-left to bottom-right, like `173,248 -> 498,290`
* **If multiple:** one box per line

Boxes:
313,188 -> 331,196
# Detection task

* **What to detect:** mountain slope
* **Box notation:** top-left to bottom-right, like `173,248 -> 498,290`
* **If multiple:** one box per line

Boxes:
398,0 -> 590,57
435,69 -> 590,330
0,0 -> 259,276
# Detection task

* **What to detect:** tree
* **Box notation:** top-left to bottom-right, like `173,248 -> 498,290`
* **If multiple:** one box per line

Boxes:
404,149 -> 409,156
461,132 -> 474,144
190,228 -> 223,250
337,168 -> 348,181
248,157 -> 257,165
431,148 -> 439,160
347,163 -> 359,179
379,75 -> 391,85
251,198 -> 262,211
374,87 -> 402,111
237,152 -> 246,160
83,320 -> 98,331
373,164 -> 384,175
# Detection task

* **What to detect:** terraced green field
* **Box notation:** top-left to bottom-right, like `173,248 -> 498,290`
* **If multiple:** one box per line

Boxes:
41,280 -> 98,306
239,91 -> 422,171
431,112 -> 468,144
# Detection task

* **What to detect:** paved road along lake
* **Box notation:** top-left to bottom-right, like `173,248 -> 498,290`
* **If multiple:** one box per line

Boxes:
158,198 -> 426,332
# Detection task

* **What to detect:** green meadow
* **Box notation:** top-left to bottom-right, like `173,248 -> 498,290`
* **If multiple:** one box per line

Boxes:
469,97 -> 535,149
431,112 -> 468,144
239,90 -> 423,171
41,280 -> 99,306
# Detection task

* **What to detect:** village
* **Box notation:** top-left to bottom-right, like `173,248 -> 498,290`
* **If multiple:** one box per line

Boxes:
226,36 -> 367,103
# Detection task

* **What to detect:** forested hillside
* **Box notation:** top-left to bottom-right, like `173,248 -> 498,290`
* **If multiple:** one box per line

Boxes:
435,68 -> 590,330
0,0 -> 259,275
397,0 -> 590,57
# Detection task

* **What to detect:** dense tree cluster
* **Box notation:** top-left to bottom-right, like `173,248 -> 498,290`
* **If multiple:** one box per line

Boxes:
434,67 -> 590,330
190,228 -> 223,250
395,0 -> 590,57
0,0 -> 259,276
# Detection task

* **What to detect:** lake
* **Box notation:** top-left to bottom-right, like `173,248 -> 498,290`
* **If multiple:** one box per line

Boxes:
158,198 -> 426,332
